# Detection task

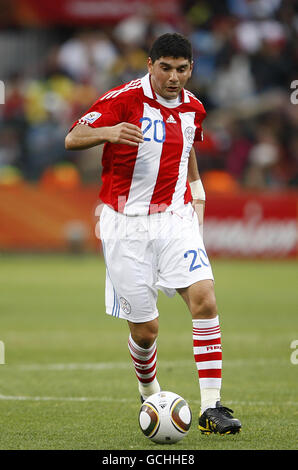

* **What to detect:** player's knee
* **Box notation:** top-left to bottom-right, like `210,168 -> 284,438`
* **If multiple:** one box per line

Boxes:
133,331 -> 158,349
190,293 -> 218,319
129,319 -> 158,349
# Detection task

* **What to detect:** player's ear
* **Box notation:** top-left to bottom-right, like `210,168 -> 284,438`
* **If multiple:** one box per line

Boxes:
147,57 -> 153,74
189,60 -> 194,76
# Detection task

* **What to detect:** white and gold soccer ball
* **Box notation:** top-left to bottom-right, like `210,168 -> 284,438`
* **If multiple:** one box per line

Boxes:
138,391 -> 192,444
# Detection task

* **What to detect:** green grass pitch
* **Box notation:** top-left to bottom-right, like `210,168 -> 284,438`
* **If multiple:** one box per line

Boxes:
0,254 -> 297,450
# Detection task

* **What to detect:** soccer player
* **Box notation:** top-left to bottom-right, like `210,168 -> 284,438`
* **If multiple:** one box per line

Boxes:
65,33 -> 241,435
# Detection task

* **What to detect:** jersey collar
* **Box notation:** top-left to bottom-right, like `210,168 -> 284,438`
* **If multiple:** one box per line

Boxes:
141,73 -> 190,103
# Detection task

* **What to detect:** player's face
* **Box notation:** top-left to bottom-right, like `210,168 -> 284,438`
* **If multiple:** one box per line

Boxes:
148,56 -> 193,100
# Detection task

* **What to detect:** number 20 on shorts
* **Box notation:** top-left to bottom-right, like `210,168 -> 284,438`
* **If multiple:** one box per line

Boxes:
184,249 -> 209,271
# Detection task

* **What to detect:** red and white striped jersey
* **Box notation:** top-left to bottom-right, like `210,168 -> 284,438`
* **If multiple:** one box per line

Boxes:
71,73 -> 206,215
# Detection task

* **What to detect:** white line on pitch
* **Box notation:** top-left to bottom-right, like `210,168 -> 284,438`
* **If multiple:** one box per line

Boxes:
17,362 -> 132,371
0,394 -> 133,402
0,395 -> 296,407
11,360 -> 191,371
8,358 -> 289,371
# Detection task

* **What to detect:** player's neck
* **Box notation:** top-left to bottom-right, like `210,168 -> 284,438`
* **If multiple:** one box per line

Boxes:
155,92 -> 181,108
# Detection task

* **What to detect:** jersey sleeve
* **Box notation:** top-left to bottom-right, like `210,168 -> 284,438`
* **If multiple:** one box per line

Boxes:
69,96 -> 125,132
194,106 -> 207,142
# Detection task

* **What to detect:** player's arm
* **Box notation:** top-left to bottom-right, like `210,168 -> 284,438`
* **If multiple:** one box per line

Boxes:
188,146 -> 205,236
65,122 -> 144,150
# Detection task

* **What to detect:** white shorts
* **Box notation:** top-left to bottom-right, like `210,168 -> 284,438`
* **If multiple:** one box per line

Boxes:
100,203 -> 214,323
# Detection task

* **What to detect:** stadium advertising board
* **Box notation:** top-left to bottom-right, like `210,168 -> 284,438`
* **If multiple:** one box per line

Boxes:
0,186 -> 297,258
10,0 -> 181,25
204,192 -> 297,258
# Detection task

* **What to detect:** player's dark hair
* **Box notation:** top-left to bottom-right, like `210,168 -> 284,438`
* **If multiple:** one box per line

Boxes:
149,33 -> 193,63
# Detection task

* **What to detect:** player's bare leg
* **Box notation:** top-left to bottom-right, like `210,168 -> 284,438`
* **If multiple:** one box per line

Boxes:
178,279 -> 241,434
178,279 -> 217,320
127,318 -> 161,401
128,318 -> 158,349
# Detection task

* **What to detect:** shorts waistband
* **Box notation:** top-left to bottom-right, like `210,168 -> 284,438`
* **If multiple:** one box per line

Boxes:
103,203 -> 193,219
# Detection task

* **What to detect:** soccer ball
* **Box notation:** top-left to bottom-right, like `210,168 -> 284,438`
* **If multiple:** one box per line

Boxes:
138,391 -> 192,444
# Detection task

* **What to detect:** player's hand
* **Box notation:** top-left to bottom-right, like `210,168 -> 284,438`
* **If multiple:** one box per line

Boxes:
107,123 -> 144,146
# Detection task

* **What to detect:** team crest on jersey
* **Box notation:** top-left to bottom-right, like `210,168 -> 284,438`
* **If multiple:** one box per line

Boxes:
79,112 -> 102,124
120,297 -> 131,315
184,126 -> 195,144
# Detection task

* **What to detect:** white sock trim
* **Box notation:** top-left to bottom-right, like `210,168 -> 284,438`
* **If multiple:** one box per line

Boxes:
128,333 -> 156,351
128,334 -> 156,360
192,315 -> 219,329
200,388 -> 221,413
139,378 -> 161,399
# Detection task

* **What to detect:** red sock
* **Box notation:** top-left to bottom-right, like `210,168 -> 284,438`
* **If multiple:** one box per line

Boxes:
192,316 -> 222,409
128,334 -> 160,397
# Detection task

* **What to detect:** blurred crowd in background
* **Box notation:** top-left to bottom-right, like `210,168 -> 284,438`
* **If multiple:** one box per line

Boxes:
0,0 -> 297,191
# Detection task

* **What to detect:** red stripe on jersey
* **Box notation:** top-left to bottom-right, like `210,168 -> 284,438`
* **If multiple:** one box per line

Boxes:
100,119 -> 142,212
184,181 -> 192,205
149,108 -> 184,214
100,79 -> 142,101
